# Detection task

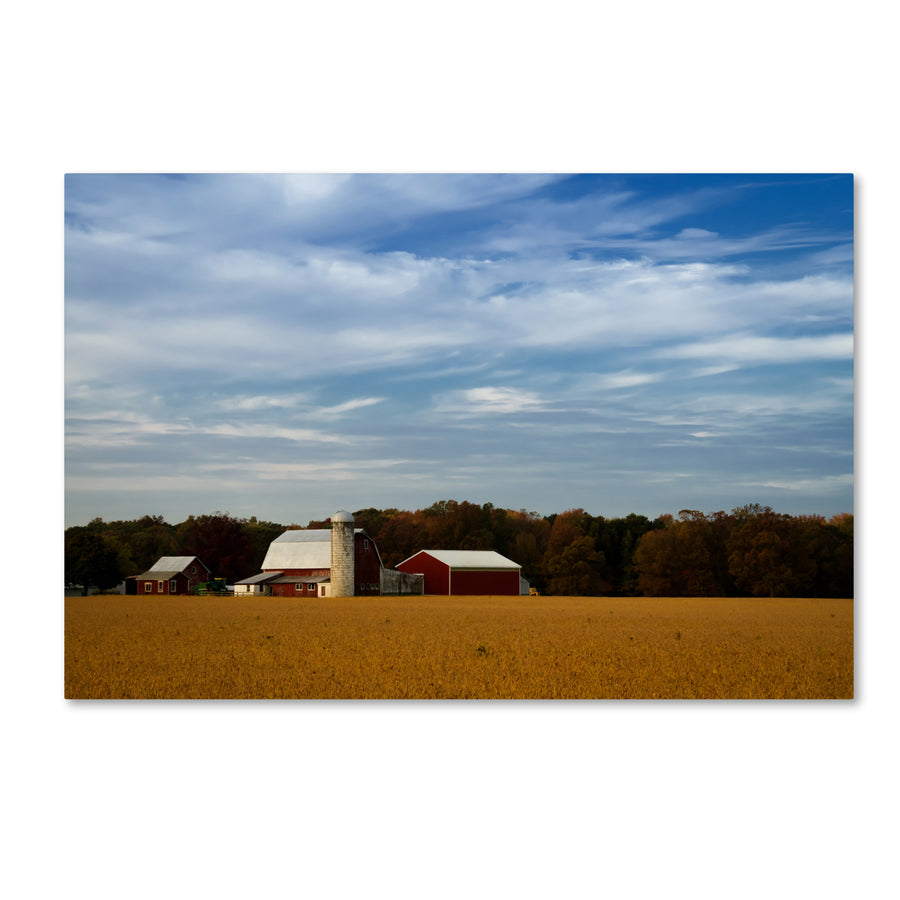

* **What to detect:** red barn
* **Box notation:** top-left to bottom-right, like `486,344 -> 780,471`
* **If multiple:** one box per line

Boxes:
396,550 -> 522,596
132,556 -> 211,595
252,527 -> 384,597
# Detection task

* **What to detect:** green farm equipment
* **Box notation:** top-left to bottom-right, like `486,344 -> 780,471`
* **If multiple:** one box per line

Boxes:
194,578 -> 230,595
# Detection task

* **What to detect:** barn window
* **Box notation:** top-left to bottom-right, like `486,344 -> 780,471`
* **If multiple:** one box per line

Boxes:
170,580 -> 177,593
295,583 -> 303,592
307,583 -> 316,591
364,540 -> 369,549
158,580 -> 165,592
144,582 -> 152,593
191,566 -> 196,574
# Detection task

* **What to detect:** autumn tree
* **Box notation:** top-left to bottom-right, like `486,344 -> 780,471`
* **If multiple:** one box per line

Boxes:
827,513 -> 854,598
727,507 -> 815,597
64,501 -> 851,599
798,513 -> 854,598
633,511 -> 735,596
593,513 -> 663,595
506,509 -> 551,591
542,509 -> 608,595
633,525 -> 681,596
673,509 -> 735,596
174,512 -> 257,583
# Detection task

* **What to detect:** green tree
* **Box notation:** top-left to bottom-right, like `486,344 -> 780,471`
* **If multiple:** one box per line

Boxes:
126,515 -> 177,573
65,528 -> 124,594
244,517 -> 286,570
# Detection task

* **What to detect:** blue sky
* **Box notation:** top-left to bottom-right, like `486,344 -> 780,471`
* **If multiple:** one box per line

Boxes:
64,174 -> 853,527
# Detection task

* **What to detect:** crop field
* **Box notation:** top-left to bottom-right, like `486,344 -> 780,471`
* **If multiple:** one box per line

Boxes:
64,594 -> 853,700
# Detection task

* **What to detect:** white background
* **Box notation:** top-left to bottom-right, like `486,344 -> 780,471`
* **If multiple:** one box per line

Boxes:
3,2 -> 894,897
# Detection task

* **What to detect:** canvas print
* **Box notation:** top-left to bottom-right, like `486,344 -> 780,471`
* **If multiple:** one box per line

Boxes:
64,174 -> 853,699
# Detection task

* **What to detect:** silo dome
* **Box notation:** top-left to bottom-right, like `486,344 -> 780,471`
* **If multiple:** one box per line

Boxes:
332,510 -> 354,524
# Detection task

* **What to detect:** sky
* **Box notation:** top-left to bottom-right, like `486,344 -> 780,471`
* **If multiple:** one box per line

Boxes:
64,173 -> 853,528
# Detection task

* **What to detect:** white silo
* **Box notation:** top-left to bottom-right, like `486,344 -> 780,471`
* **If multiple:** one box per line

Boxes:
330,510 -> 355,597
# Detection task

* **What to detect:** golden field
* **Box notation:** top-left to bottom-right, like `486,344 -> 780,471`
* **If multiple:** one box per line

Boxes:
64,593 -> 853,700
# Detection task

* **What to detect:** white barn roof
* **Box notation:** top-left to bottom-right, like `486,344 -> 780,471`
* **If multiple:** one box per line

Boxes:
261,528 -> 364,571
233,572 -> 283,585
134,556 -> 207,581
402,550 -> 520,570
146,556 -> 203,573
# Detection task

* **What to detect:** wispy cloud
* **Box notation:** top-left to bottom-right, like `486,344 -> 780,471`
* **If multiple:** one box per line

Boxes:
312,397 -> 386,419
756,474 -> 854,493
658,332 -> 853,365
66,413 -> 355,449
579,370 -> 665,391
433,386 -> 546,417
217,393 -> 309,411
65,174 -> 854,525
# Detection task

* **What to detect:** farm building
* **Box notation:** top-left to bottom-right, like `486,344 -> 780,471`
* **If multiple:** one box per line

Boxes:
235,510 -> 423,597
231,572 -> 283,596
129,556 -> 211,595
396,549 -> 524,595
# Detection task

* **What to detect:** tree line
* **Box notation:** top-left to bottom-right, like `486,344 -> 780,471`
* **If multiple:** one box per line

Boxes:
64,501 -> 853,598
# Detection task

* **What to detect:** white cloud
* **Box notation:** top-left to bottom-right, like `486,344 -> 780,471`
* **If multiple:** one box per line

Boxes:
313,397 -> 385,418
684,386 -> 852,419
248,458 -> 410,481
66,413 -> 355,449
659,332 -> 853,364
808,243 -> 854,267
433,386 -> 545,416
584,370 -> 665,390
276,174 -> 354,204
65,474 -> 247,493
756,474 -> 854,492
690,365 -> 741,377
218,393 -> 309,411
216,393 -> 384,418
67,209 -> 854,392
203,423 -> 355,444
63,175 -> 854,525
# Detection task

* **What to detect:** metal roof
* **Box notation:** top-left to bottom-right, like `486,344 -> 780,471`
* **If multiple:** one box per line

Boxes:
262,532 -> 330,570
401,550 -> 521,570
233,572 -> 283,585
261,528 -> 366,571
134,556 -> 207,580
147,556 -> 202,572
270,529 -> 362,543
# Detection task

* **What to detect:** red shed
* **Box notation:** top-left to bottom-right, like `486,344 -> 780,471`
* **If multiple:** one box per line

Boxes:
396,550 -> 522,596
133,556 -> 211,595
